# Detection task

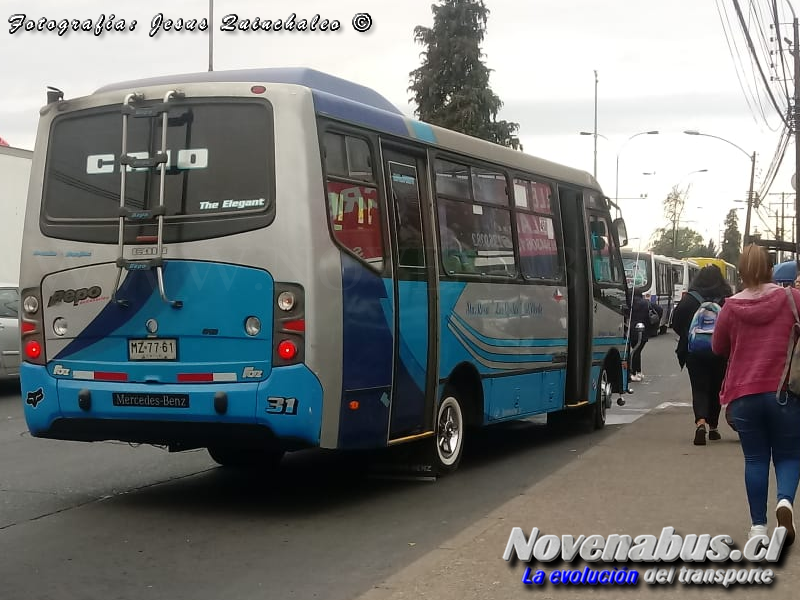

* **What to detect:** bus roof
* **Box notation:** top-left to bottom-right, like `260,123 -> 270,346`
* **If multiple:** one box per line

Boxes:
90,67 -> 600,192
94,67 -> 404,115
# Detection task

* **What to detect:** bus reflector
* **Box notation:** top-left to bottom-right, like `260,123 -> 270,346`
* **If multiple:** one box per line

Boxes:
349,400 -> 359,410
277,340 -> 297,360
177,373 -> 237,382
135,235 -> 158,243
178,373 -> 214,382
283,319 -> 305,332
22,321 -> 36,333
94,371 -> 128,382
24,340 -> 41,359
251,85 -> 266,94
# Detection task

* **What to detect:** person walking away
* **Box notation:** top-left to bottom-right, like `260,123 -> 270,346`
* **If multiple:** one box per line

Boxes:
626,291 -> 652,382
712,244 -> 800,544
671,265 -> 732,445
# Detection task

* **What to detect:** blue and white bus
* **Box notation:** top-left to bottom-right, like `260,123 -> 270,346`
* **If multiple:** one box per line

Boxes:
19,68 -> 630,474
621,251 -> 674,335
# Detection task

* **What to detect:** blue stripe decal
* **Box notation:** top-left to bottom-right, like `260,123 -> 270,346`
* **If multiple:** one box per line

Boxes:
313,90 -> 408,136
408,120 -> 436,143
55,269 -> 157,359
594,337 -> 628,346
450,327 -> 554,363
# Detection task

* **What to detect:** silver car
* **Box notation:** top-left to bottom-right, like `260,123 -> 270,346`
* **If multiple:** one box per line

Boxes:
0,285 -> 19,379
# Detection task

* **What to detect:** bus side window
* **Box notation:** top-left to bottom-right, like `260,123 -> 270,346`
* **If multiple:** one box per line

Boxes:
324,132 -> 384,270
514,178 -> 560,280
589,214 -> 622,284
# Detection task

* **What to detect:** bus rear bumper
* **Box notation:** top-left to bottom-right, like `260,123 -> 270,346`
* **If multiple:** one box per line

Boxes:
20,363 -> 324,449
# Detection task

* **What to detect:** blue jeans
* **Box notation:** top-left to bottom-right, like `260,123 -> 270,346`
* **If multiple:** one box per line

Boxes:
730,392 -> 800,525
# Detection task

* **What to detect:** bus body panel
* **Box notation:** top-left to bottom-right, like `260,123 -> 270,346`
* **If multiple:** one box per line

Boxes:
438,280 -> 570,421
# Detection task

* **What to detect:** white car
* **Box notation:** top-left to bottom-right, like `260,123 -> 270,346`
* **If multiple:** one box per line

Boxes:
0,285 -> 19,379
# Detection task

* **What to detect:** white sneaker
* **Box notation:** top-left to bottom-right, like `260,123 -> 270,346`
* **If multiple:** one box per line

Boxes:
748,524 -> 768,540
776,499 -> 796,547
630,374 -> 643,382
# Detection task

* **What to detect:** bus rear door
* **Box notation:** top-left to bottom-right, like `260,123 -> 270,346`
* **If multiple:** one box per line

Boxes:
382,145 -> 438,441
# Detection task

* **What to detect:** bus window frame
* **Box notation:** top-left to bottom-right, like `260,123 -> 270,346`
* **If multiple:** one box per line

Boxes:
39,97 -> 278,244
432,152 -> 518,281
586,205 -> 626,290
318,122 -> 390,276
509,172 -> 567,285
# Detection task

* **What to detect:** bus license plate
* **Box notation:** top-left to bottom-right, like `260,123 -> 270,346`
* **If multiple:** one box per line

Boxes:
128,338 -> 177,361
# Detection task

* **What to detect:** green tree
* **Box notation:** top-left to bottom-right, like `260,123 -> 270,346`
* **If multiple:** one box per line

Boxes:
720,209 -> 741,264
409,0 -> 520,146
689,238 -> 717,258
649,226 -> 705,258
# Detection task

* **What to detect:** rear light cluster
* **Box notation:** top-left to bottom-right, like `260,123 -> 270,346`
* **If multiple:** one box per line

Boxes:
273,283 -> 305,366
20,287 -> 45,365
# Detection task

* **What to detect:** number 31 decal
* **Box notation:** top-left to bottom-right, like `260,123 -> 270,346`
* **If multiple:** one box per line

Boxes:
267,397 -> 298,415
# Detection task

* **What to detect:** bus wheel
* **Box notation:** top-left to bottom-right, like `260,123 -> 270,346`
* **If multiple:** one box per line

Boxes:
207,446 -> 284,469
434,392 -> 465,473
594,367 -> 610,429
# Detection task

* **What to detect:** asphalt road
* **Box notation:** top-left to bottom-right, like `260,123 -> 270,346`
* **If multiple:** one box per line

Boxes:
0,333 -> 691,600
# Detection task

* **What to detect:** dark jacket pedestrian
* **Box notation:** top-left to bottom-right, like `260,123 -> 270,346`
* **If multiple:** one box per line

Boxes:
626,291 -> 655,381
670,264 -> 733,445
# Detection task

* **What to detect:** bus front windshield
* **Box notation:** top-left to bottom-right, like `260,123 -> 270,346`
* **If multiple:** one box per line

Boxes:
623,257 -> 650,289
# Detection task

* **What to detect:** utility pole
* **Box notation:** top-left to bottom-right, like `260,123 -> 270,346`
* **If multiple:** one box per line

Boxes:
593,70 -> 598,179
794,14 -> 799,272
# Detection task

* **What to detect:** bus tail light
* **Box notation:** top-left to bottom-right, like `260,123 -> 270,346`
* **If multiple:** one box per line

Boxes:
273,283 -> 305,366
24,340 -> 42,360
277,340 -> 297,360
20,287 -> 46,366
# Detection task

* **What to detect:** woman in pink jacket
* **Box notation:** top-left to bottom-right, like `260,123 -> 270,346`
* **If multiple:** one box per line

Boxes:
712,244 -> 800,544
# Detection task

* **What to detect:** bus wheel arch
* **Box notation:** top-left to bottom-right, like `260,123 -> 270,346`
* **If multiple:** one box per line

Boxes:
442,362 -> 483,428
435,363 -> 483,473
603,349 -> 624,395
594,352 -> 621,430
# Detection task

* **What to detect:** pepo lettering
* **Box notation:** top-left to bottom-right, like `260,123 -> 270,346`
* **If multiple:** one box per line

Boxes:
48,286 -> 102,307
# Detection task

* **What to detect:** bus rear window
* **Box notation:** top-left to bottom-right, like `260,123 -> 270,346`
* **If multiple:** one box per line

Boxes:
42,100 -> 274,242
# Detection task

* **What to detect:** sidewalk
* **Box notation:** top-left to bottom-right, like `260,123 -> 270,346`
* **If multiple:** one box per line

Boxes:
355,405 -> 796,599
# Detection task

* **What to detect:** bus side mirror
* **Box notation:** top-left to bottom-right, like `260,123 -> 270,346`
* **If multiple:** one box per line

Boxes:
613,218 -> 628,247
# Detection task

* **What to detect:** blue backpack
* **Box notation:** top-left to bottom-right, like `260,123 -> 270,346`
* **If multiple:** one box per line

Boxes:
687,291 -> 722,355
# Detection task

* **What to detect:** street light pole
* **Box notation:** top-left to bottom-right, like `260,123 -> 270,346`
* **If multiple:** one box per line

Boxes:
208,0 -> 214,71
683,130 -> 756,250
615,131 -> 660,204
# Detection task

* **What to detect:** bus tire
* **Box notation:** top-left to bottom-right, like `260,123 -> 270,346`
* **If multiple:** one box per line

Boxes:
594,366 -> 610,429
434,391 -> 465,474
207,445 -> 284,470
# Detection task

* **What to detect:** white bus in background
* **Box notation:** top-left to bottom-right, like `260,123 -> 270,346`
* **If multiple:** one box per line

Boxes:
668,258 -> 700,326
0,144 -> 31,380
621,250 -> 674,335
0,145 -> 31,283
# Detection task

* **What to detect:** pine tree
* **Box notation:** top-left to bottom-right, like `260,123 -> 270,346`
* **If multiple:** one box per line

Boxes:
720,209 -> 741,264
409,0 -> 520,147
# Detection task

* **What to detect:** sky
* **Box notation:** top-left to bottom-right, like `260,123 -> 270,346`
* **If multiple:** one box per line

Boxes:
1,0 -> 797,249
